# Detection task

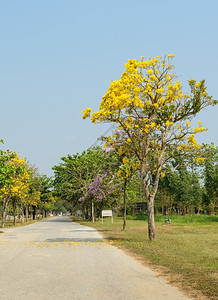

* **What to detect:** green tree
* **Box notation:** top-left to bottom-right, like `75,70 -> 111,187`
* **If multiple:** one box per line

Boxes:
53,147 -> 108,218
203,146 -> 218,214
38,175 -> 55,218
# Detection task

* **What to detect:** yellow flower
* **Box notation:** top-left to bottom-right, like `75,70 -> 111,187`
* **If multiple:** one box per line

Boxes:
150,75 -> 156,81
165,120 -> 171,127
122,157 -> 129,165
126,170 -> 131,177
195,157 -> 205,164
117,170 -> 122,177
146,69 -> 153,75
156,88 -> 164,94
168,54 -> 175,58
82,108 -> 92,119
118,146 -> 124,156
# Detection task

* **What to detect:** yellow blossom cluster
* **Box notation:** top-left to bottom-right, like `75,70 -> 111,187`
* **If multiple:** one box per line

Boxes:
117,168 -> 131,178
0,154 -> 30,199
83,54 -> 216,179
194,157 -> 205,164
82,108 -> 92,119
83,55 -> 188,128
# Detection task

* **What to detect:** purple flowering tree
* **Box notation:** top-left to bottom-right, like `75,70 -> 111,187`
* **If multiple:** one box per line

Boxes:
80,173 -> 120,223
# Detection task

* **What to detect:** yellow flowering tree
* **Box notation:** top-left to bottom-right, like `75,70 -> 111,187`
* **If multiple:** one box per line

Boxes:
83,54 -> 217,241
10,163 -> 30,225
104,131 -> 140,230
0,152 -> 28,227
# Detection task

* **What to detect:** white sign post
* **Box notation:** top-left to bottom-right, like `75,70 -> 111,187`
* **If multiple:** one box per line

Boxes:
102,210 -> 113,224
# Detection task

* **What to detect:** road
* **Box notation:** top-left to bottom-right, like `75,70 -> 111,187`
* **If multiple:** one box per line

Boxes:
0,216 -> 192,300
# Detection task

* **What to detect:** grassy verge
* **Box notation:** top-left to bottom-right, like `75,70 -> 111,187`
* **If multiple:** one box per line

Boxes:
75,216 -> 218,300
0,217 -> 49,229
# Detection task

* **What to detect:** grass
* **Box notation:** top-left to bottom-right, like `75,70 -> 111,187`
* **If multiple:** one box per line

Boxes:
0,217 -> 48,229
75,215 -> 218,300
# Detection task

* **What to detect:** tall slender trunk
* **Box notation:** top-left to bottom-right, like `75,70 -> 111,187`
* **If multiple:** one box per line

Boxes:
92,201 -> 95,223
2,196 -> 9,228
123,178 -> 127,231
21,210 -> 24,224
33,206 -> 36,220
13,198 -> 16,226
84,206 -> 89,220
141,162 -> 156,241
2,206 -> 7,228
26,205 -> 29,222
20,199 -> 24,224
147,194 -> 155,240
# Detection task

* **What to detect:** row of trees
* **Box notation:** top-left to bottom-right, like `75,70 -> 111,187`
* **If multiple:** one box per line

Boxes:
0,141 -> 55,228
155,146 -> 218,215
52,147 -> 121,224
52,145 -> 218,227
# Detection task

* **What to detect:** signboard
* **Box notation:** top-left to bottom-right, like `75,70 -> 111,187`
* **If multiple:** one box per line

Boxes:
102,210 -> 113,223
102,210 -> 113,217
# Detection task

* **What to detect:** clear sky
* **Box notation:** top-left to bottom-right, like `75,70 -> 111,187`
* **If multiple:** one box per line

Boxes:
1,0 -> 218,176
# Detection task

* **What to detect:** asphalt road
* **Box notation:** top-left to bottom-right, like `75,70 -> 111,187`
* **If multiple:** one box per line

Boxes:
0,216 -> 192,300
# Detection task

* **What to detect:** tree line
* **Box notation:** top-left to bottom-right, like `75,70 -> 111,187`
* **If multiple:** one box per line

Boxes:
0,141 -> 56,228
52,145 -> 218,220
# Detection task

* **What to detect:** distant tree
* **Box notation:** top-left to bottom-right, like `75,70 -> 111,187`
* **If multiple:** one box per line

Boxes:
103,130 -> 140,230
38,175 -> 55,218
0,152 -> 27,227
53,147 -> 108,217
203,146 -> 218,214
80,173 -> 119,223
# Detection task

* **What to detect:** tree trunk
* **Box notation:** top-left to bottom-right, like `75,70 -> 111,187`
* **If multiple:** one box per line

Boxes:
13,198 -> 16,226
26,205 -> 29,222
92,201 -> 95,223
84,206 -> 89,220
20,199 -> 24,224
147,195 -> 155,241
123,179 -> 127,231
2,206 -> 7,228
140,162 -> 156,241
33,206 -> 36,220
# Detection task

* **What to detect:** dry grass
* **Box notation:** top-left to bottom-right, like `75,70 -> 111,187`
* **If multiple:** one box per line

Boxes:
76,216 -> 218,300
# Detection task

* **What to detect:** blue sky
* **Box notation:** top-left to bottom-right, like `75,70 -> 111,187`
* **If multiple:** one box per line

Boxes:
1,0 -> 218,176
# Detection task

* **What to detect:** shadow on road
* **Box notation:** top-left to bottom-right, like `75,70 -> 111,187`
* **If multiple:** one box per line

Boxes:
42,218 -> 71,223
45,237 -> 106,242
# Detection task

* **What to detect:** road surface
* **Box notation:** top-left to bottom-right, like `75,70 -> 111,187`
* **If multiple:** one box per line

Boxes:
0,216 -> 192,300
